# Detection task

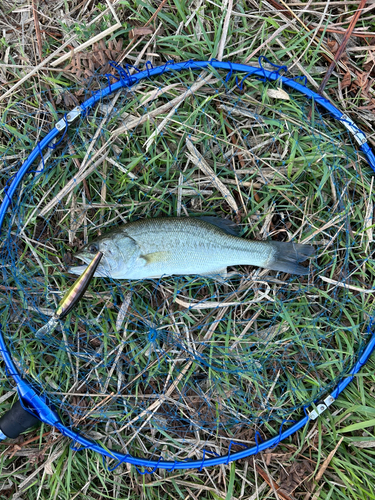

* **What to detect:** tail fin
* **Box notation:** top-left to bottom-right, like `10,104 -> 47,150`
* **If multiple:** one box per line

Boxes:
267,241 -> 314,275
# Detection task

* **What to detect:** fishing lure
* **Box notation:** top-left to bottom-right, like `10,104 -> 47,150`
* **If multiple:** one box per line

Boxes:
35,251 -> 103,338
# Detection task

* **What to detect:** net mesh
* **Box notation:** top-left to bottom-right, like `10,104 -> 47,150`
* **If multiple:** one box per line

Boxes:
0,64 -> 374,463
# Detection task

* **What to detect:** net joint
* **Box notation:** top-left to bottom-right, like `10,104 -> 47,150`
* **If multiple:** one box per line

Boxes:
55,118 -> 66,132
55,107 -> 82,132
308,394 -> 335,420
66,106 -> 82,124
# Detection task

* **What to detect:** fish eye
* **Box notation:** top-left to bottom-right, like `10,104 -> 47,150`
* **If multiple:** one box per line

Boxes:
88,243 -> 99,254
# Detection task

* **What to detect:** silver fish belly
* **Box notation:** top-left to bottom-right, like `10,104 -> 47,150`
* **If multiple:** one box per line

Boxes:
69,217 -> 314,279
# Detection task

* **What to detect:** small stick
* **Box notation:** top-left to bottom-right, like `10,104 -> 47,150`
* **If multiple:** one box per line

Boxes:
229,309 -> 262,350
307,26 -> 375,39
0,431 -> 51,448
0,64 -> 74,71
318,0 -> 368,93
177,172 -> 183,217
144,0 -> 169,26
264,0 -> 352,74
319,276 -> 375,294
39,134 -> 113,217
40,154 -> 110,217
31,0 -> 43,61
105,0 -> 121,24
75,392 -> 115,424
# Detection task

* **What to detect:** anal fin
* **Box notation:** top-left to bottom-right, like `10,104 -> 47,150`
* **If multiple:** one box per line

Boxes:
198,267 -> 228,283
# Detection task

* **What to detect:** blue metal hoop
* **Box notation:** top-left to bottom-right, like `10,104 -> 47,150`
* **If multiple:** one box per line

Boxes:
1,59 -> 375,470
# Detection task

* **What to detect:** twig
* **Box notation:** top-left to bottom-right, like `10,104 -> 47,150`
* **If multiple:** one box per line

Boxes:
229,309 -> 262,350
144,0 -> 169,26
144,97 -> 183,151
308,25 -> 375,38
105,0 -> 121,24
115,73 -> 214,136
365,176 -> 374,254
245,23 -> 289,62
263,0 -> 353,76
0,64 -> 73,71
75,393 -> 115,424
39,86 -> 124,217
31,0 -> 43,61
270,0 -> 310,31
67,140 -> 91,201
0,431 -> 51,449
318,0 -> 368,93
177,172 -> 183,216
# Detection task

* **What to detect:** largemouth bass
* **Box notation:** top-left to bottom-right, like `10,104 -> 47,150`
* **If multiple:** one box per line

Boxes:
69,217 -> 314,279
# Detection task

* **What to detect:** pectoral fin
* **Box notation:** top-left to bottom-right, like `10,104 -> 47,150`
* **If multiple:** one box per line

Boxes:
141,251 -> 172,264
130,251 -> 172,279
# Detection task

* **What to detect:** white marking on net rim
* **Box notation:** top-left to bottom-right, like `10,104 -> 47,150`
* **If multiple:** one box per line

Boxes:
340,114 -> 367,146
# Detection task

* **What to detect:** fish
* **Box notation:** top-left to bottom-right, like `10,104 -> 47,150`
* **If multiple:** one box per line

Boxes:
68,217 -> 314,280
35,251 -> 103,338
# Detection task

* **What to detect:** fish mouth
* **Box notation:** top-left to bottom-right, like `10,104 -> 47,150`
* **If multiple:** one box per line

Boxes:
68,253 -> 110,277
75,253 -> 93,265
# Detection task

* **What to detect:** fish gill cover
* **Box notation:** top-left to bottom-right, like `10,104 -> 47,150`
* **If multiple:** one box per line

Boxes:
0,61 -> 374,468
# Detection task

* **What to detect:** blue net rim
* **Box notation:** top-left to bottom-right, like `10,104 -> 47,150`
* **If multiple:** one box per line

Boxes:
1,58 -> 375,470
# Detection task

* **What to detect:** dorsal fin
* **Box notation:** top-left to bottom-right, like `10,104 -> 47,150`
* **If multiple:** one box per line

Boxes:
199,216 -> 240,236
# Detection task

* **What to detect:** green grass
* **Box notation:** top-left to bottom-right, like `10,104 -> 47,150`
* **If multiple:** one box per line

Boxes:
1,0 -> 375,499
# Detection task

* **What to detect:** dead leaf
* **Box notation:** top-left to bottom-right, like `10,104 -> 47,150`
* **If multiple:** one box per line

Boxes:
355,70 -> 370,91
327,40 -> 339,54
341,71 -> 351,90
64,39 -> 124,82
364,50 -> 375,72
315,436 -> 344,482
44,461 -> 54,475
256,464 -> 296,500
267,88 -> 290,100
278,460 -> 314,496
129,27 -> 154,39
